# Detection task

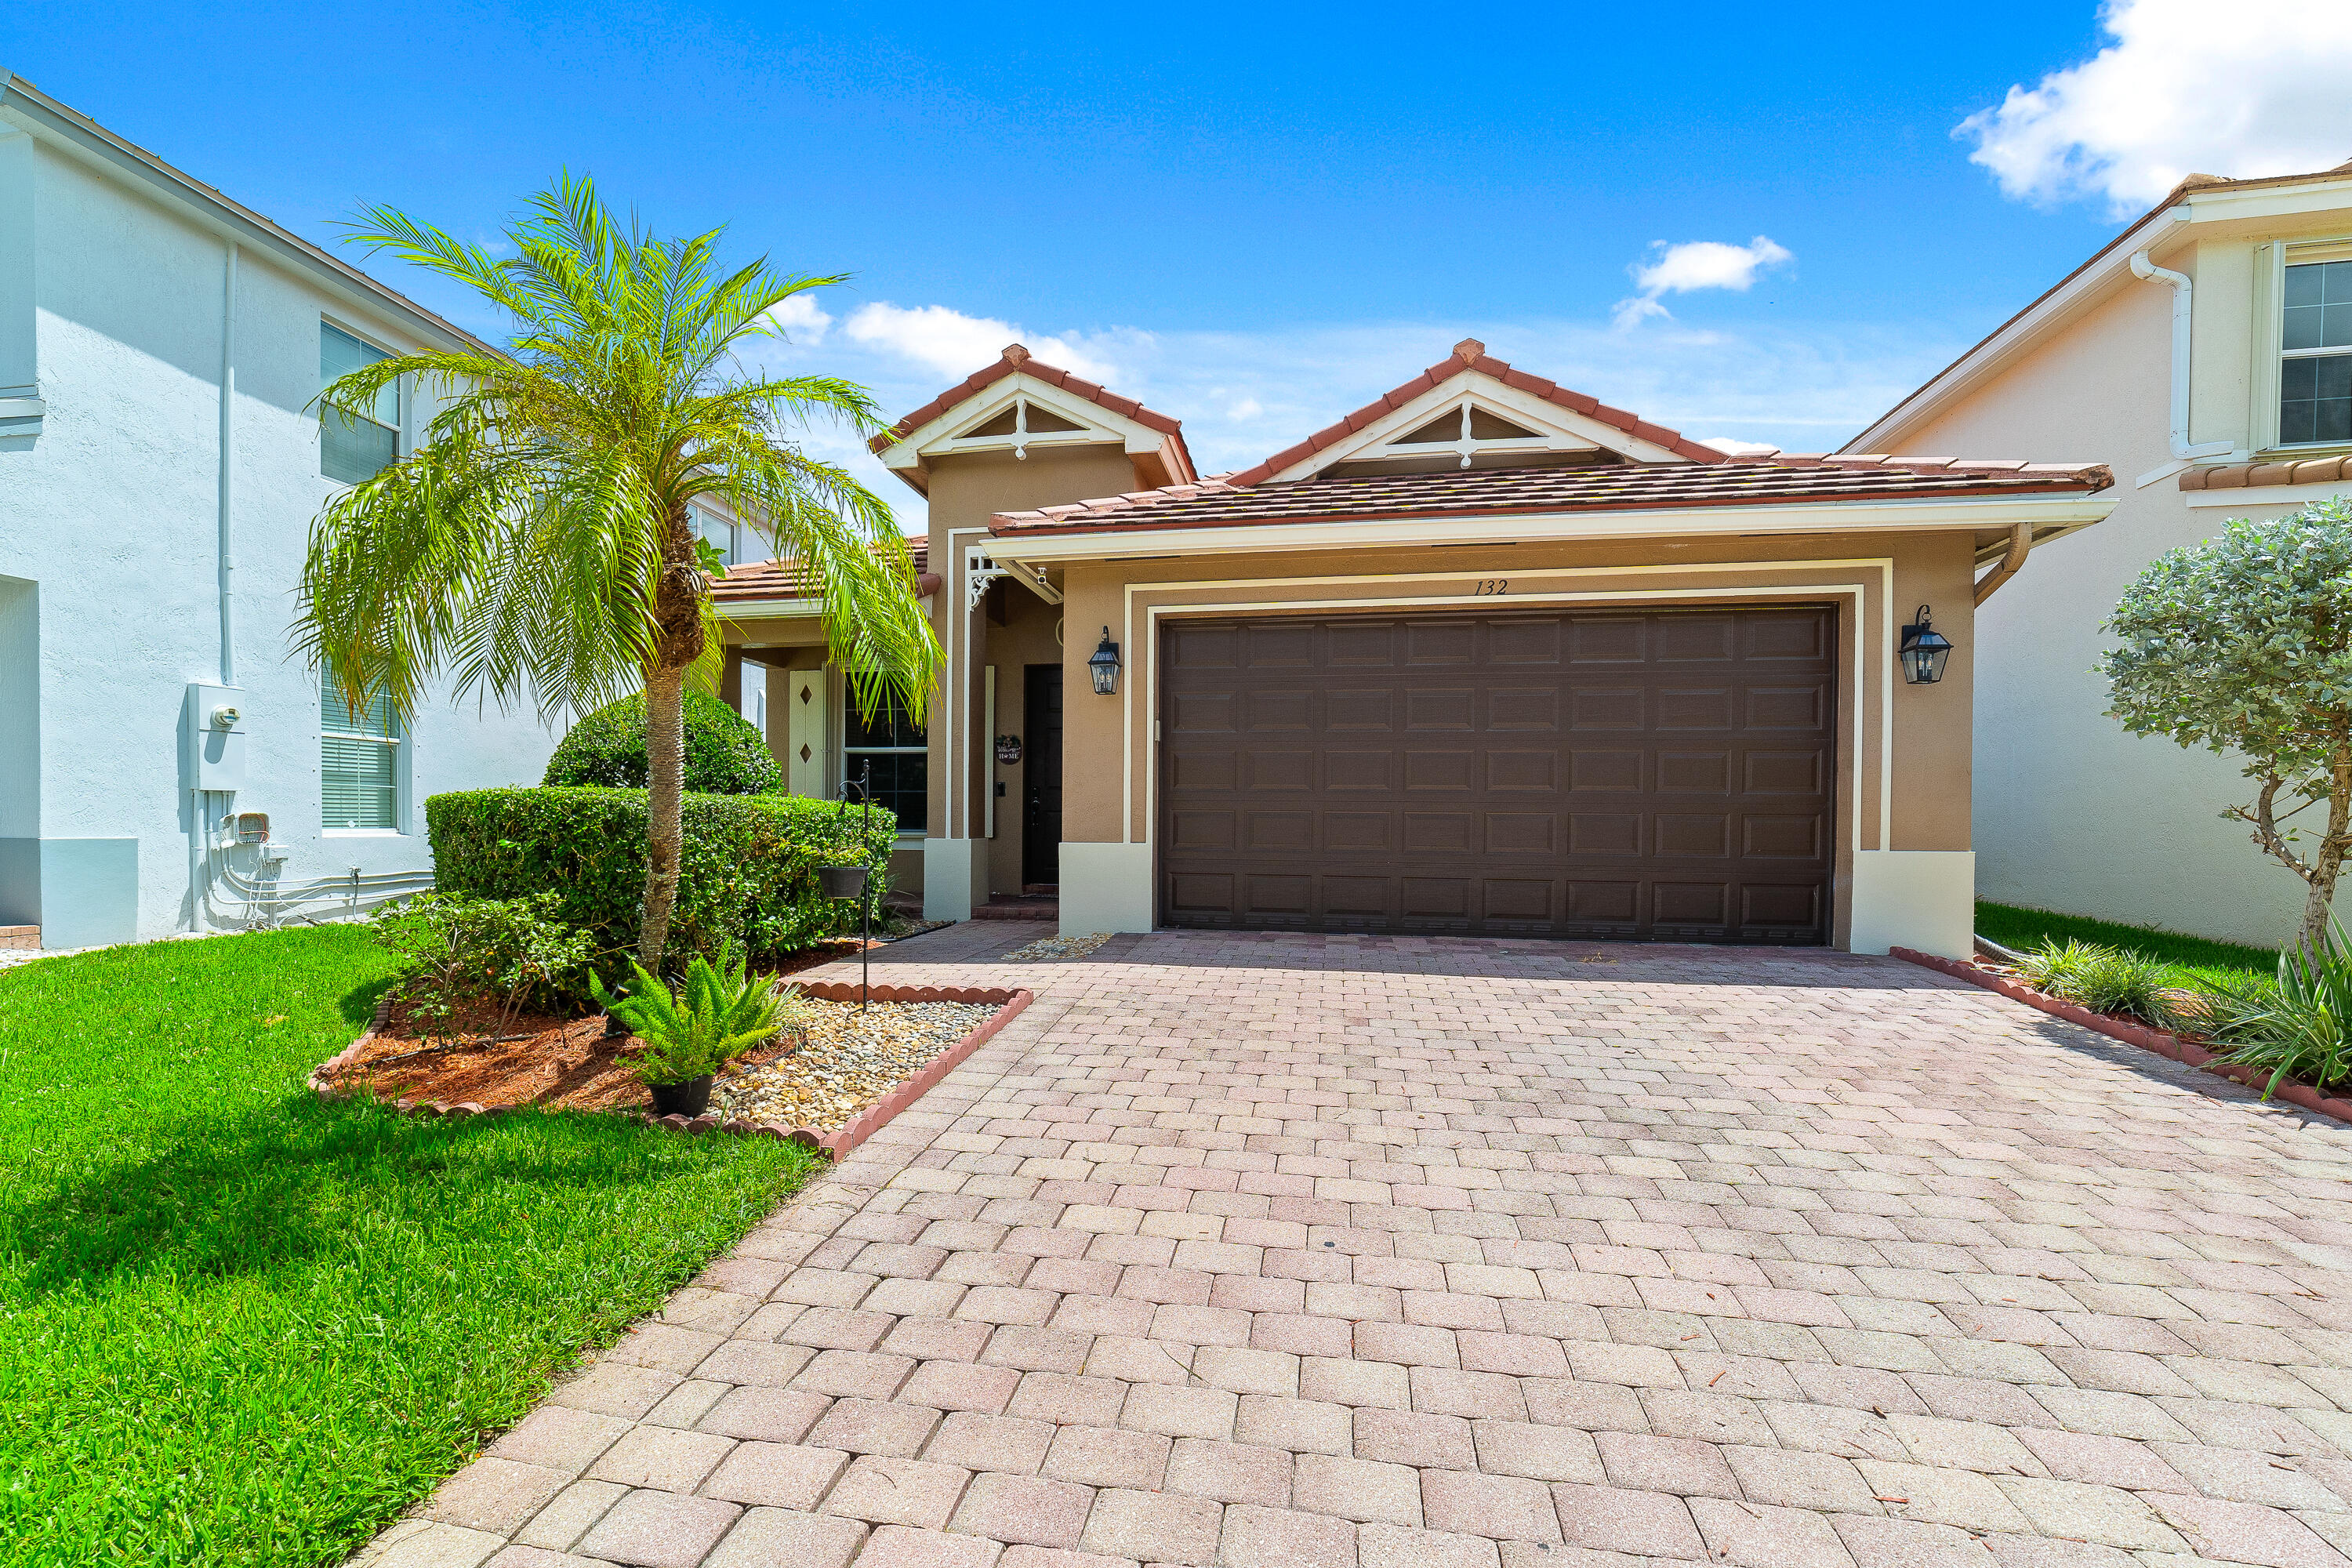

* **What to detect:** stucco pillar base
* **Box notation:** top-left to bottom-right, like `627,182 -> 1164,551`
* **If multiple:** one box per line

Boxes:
1059,842 -> 1154,935
1849,849 -> 1974,959
922,837 -> 989,922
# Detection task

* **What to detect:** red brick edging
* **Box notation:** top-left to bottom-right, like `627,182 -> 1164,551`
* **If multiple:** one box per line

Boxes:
1889,946 -> 2352,1127
308,982 -> 1035,1161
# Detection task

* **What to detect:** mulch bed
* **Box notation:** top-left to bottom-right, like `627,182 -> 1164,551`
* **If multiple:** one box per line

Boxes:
1893,946 -> 2352,1127
325,994 -> 993,1125
313,976 -> 1034,1160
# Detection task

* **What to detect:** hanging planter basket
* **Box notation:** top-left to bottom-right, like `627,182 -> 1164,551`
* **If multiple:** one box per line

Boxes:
818,863 -> 870,901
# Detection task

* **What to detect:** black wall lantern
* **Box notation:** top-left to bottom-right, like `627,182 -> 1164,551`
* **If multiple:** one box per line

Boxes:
1087,626 -> 1123,695
1899,604 -> 1954,685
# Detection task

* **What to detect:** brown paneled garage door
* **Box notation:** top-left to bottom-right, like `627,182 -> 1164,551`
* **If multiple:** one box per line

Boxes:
1158,608 -> 1836,942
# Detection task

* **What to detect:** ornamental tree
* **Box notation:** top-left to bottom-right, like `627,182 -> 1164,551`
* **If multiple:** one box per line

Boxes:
296,177 -> 936,971
2102,498 -> 2352,951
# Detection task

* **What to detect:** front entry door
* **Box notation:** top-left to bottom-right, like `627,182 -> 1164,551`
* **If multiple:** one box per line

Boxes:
1022,665 -> 1065,887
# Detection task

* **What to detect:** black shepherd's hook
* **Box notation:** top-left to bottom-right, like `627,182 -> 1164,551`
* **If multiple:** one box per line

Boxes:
844,759 -> 875,1009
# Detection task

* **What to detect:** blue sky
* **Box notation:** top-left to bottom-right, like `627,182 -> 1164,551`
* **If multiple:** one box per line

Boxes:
9,0 -> 2350,514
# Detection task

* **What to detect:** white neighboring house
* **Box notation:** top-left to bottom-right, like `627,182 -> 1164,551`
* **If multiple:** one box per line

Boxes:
0,75 -> 564,949
1846,158 -> 2352,946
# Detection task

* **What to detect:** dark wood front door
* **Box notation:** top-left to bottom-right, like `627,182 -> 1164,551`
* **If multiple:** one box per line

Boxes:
1157,607 -> 1836,942
1022,664 -> 1064,887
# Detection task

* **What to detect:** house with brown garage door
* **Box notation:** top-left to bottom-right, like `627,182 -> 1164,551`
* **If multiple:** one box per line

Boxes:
721,339 -> 2118,959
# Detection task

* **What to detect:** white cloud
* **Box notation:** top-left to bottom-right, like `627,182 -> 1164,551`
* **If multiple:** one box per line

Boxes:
1700,437 -> 1780,456
841,301 -> 1123,384
1957,0 -> 2352,212
1615,238 -> 1793,328
765,292 -> 833,343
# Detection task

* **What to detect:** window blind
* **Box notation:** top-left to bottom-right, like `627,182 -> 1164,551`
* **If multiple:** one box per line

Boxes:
323,666 -> 399,829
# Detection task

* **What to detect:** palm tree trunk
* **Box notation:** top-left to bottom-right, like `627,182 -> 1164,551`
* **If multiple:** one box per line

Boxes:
639,662 -> 688,967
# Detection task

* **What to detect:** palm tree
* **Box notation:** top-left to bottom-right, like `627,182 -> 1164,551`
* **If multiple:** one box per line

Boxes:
296,177 -> 937,969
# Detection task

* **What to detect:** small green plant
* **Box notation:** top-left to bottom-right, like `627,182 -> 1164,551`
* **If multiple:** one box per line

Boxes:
372,891 -> 593,1036
2195,920 -> 2352,1096
592,943 -> 804,1087
2013,938 -> 2185,1029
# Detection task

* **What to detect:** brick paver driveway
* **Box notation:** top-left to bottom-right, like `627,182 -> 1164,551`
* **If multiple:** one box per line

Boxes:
361,926 -> 2352,1568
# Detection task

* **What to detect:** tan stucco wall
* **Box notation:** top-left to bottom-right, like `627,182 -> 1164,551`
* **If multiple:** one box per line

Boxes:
1012,528 -> 1982,947
921,444 -> 1147,862
1882,221 -> 2352,945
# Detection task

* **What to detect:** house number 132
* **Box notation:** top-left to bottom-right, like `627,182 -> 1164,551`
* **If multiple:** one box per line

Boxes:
1475,579 -> 1509,595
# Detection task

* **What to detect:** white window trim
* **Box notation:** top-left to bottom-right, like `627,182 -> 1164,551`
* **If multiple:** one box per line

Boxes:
319,317 -> 406,483
2255,238 -> 2352,456
321,675 -> 408,833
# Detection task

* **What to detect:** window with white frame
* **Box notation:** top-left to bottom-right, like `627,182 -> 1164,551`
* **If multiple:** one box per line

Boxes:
693,505 -> 762,566
322,662 -> 401,829
842,688 -> 926,833
2282,258 -> 2352,448
320,321 -> 401,483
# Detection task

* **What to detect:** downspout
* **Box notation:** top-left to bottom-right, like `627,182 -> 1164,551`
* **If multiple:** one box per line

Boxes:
194,239 -> 238,933
1973,522 -> 2034,606
217,238 -> 237,684
2129,251 -> 2234,473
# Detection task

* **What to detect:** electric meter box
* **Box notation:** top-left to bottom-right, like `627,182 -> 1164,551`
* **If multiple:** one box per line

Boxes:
183,682 -> 247,793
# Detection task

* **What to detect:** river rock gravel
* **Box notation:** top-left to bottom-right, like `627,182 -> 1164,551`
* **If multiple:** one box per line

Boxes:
711,996 -> 998,1131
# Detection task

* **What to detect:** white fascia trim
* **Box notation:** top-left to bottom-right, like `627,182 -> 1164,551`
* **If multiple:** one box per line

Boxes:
716,596 -> 825,619
1265,372 -> 1678,482
1846,209 -> 2190,453
0,76 -> 494,359
880,373 -> 1168,471
2183,480 -> 2352,509
988,494 -> 2118,564
2180,179 -> 2352,226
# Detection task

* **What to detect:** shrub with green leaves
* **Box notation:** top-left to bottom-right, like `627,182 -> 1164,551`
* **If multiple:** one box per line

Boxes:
2194,920 -> 2352,1096
543,690 -> 784,796
371,891 -> 593,1032
2013,938 -> 2186,1029
2103,498 -> 2352,953
428,786 -> 892,979
593,943 -> 804,1086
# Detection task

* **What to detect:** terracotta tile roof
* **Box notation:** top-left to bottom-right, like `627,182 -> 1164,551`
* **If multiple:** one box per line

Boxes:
869,343 -> 1186,452
991,454 -> 2112,538
710,541 -> 934,605
1222,339 -> 1729,486
2179,455 -> 2352,492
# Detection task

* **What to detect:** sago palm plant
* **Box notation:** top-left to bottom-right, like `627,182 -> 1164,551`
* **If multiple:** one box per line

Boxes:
295,176 -> 937,967
591,944 -> 802,1087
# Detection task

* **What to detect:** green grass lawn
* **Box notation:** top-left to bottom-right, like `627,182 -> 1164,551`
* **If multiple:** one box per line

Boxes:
0,924 -> 819,1568
1975,898 -> 2281,989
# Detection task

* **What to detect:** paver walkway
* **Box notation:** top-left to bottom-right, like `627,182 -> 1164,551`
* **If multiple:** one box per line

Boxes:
359,926 -> 2352,1568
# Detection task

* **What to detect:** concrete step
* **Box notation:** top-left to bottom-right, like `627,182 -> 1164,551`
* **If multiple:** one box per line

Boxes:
973,897 -> 1058,922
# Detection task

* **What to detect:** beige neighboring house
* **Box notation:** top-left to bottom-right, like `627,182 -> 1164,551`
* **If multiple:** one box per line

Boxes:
720,339 -> 2118,958
1846,160 -> 2352,947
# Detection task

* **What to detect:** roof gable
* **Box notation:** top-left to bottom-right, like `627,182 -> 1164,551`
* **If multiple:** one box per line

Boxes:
870,344 -> 1195,495
1227,339 -> 1727,485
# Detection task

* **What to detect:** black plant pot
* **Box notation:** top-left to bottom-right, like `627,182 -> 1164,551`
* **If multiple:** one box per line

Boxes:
648,1076 -> 713,1118
818,863 -> 870,901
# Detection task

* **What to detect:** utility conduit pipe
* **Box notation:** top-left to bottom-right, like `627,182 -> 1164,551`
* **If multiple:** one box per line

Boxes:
1973,523 -> 2034,606
2129,251 -> 2234,464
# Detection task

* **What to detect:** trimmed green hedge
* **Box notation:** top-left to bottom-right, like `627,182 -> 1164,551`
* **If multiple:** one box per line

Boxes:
542,691 -> 784,796
427,786 -> 894,974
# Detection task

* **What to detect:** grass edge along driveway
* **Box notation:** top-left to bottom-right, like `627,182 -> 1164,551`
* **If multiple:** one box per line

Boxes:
0,924 -> 821,1568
